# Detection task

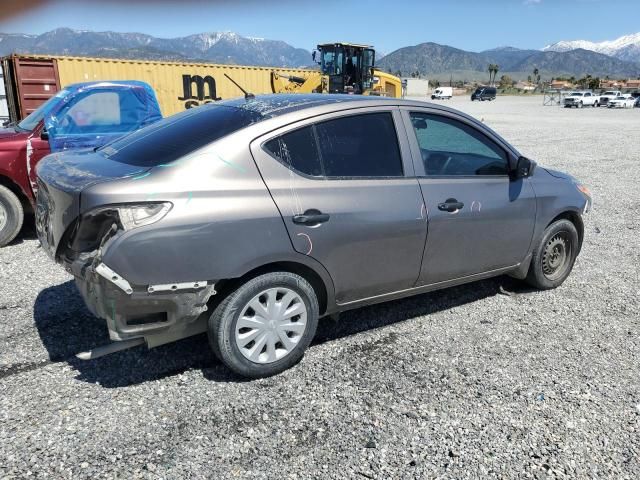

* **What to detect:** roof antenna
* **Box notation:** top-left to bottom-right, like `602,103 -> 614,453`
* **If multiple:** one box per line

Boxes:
224,73 -> 255,100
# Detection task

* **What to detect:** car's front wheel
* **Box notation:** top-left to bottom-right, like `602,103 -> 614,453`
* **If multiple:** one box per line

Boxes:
525,219 -> 579,290
208,272 -> 319,378
0,185 -> 24,247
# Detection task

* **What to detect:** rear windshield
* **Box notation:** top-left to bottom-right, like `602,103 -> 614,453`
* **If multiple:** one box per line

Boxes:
98,104 -> 262,167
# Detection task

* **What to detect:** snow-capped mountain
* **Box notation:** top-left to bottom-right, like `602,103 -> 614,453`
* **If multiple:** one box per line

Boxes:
543,32 -> 640,63
0,28 -> 314,67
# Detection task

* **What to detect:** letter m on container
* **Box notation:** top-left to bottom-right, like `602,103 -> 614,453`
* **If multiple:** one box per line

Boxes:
179,74 -> 221,109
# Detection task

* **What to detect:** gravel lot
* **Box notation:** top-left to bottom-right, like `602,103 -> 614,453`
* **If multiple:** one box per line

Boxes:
1,95 -> 638,479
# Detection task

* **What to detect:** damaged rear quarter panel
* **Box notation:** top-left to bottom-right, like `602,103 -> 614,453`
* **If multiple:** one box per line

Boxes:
79,132 -> 309,287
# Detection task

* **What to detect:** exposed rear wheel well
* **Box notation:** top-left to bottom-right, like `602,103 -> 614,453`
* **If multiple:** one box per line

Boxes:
548,211 -> 584,250
0,175 -> 32,214
210,262 -> 329,316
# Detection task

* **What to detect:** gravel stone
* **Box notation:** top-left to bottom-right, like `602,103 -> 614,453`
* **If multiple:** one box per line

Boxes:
0,96 -> 638,479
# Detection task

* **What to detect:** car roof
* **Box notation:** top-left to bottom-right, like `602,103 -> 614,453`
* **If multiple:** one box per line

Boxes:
217,93 -> 464,120
212,94 -> 518,157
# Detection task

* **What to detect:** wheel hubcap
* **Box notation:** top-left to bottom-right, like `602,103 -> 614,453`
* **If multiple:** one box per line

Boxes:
0,203 -> 7,232
542,232 -> 572,280
235,287 -> 307,364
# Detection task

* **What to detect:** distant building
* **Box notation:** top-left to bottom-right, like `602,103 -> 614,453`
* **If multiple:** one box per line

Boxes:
623,79 -> 640,90
550,80 -> 574,90
402,78 -> 430,97
599,79 -> 640,91
599,79 -> 622,89
515,81 -> 536,91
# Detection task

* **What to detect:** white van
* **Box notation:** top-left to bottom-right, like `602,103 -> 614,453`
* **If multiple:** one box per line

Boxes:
431,86 -> 453,100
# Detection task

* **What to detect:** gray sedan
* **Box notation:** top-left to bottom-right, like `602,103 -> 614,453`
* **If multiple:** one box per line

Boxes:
35,95 -> 592,378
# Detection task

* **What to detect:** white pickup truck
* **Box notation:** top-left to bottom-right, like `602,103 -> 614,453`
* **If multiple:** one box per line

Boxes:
563,91 -> 599,108
598,90 -> 623,107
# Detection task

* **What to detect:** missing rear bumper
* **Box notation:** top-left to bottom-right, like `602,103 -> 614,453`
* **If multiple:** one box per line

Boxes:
69,259 -> 217,346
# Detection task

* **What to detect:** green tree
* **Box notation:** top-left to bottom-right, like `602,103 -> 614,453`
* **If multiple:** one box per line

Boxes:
499,74 -> 514,88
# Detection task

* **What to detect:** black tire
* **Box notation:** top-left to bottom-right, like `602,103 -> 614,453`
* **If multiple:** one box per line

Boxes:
525,219 -> 579,290
208,272 -> 319,378
0,185 -> 24,247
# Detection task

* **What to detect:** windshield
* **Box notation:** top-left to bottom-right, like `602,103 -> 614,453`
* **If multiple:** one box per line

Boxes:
569,93 -> 582,96
98,104 -> 262,167
603,91 -> 616,95
17,89 -> 71,132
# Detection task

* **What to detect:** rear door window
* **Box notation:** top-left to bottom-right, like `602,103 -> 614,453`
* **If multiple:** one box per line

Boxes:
316,113 -> 403,177
263,112 -> 404,178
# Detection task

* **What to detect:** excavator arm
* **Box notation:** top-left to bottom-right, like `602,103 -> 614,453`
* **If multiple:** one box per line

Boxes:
270,71 -> 329,94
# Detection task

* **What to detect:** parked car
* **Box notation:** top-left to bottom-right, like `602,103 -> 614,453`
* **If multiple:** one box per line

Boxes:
598,90 -> 623,107
0,81 -> 162,247
431,87 -> 453,100
563,91 -> 599,108
607,96 -> 635,108
35,95 -> 592,378
471,86 -> 497,101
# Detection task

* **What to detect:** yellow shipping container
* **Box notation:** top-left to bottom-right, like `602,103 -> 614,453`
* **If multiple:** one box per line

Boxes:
52,55 -> 318,117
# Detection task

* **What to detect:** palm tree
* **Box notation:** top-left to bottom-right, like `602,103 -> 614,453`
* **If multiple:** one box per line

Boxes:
533,68 -> 540,86
488,64 -> 500,86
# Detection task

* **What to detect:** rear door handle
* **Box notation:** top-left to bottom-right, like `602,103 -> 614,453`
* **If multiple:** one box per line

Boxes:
292,209 -> 330,225
437,198 -> 464,212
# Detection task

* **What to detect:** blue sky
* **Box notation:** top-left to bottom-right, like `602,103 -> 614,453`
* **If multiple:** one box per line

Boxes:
1,0 -> 638,53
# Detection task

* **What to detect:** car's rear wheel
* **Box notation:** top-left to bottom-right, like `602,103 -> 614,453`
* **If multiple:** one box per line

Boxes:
0,185 -> 24,247
208,272 -> 319,378
525,219 -> 579,290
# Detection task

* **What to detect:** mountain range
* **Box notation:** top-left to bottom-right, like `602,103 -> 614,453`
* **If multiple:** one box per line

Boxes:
377,43 -> 640,80
0,28 -> 639,80
543,32 -> 640,63
0,28 -> 312,67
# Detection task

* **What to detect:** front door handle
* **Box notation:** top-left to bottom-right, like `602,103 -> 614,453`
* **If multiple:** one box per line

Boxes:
292,209 -> 330,226
437,198 -> 464,212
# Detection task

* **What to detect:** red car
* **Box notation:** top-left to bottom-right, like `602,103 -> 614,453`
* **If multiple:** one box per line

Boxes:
0,81 -> 161,246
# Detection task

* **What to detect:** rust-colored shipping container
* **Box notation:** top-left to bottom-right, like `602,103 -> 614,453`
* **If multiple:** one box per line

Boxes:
2,54 -> 317,121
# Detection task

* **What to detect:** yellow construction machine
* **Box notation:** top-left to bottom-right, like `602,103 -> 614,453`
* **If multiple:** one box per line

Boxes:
271,42 -> 401,98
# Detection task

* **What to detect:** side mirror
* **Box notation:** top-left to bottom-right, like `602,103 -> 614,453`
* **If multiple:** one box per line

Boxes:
40,129 -> 49,141
513,156 -> 535,179
412,118 -> 428,130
